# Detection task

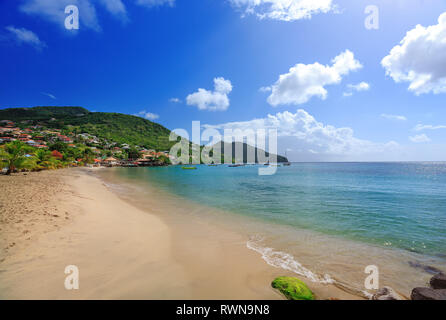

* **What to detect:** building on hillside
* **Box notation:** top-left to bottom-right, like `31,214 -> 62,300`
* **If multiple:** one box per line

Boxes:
0,120 -> 15,127
141,153 -> 154,160
135,159 -> 154,166
26,140 -> 37,146
102,157 -> 119,167
19,134 -> 31,139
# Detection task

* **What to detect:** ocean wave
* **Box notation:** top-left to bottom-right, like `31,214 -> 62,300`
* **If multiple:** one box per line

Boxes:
247,235 -> 373,299
246,235 -> 334,284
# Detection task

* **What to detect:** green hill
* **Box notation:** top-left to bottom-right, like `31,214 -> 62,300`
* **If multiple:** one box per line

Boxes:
0,106 -> 175,151
1,106 -> 288,162
215,141 -> 289,163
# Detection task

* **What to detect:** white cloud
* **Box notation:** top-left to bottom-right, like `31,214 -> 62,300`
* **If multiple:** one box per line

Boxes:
41,92 -> 57,99
259,86 -> 272,93
136,0 -> 175,8
381,12 -> 446,95
381,113 -> 407,121
99,0 -> 128,22
186,77 -> 233,111
414,124 -> 446,131
204,109 -> 398,161
343,81 -> 370,96
169,97 -> 181,103
229,0 -> 336,22
20,0 -> 101,31
409,134 -> 431,143
20,0 -> 132,31
5,26 -> 46,50
267,50 -> 362,106
134,110 -> 160,120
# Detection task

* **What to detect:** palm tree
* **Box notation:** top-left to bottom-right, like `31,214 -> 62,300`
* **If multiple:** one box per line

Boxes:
82,147 -> 95,164
0,141 -> 35,174
34,149 -> 51,163
33,149 -> 56,170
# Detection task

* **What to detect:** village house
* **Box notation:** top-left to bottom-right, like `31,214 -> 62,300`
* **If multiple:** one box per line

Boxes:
102,156 -> 119,167
26,140 -> 37,146
57,134 -> 73,143
19,133 -> 32,139
0,120 -> 15,127
0,137 -> 15,142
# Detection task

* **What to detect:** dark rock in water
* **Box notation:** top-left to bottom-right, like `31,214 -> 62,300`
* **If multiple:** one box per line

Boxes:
411,287 -> 446,300
430,273 -> 446,289
372,286 -> 404,300
408,261 -> 443,275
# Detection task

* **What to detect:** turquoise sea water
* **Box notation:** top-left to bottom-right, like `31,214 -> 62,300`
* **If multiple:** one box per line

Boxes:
113,162 -> 446,259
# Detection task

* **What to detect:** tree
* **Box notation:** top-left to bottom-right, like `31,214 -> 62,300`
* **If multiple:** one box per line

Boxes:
34,149 -> 58,170
126,147 -> 141,160
34,149 -> 51,163
82,147 -> 95,164
0,141 -> 35,174
49,141 -> 68,153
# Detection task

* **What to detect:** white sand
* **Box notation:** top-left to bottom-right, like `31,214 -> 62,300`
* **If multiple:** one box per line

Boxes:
0,169 -> 360,299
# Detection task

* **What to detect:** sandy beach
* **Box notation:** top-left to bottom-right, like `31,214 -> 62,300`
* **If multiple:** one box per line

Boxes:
0,168 -> 362,300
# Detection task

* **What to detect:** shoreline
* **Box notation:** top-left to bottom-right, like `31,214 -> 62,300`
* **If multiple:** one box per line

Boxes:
0,168 -> 363,299
96,167 -> 444,299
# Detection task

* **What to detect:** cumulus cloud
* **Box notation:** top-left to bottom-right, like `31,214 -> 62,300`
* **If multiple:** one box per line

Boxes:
343,81 -> 370,96
229,0 -> 336,21
5,26 -> 46,50
134,110 -> 160,120
267,50 -> 362,106
381,114 -> 407,121
413,124 -> 446,131
186,77 -> 233,111
381,12 -> 446,95
409,134 -> 431,143
203,109 -> 398,161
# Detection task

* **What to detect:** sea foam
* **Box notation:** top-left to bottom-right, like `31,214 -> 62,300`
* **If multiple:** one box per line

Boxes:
246,235 -> 334,284
247,235 -> 375,299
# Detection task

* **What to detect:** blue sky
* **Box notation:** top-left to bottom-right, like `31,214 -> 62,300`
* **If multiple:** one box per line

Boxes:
1,0 -> 446,161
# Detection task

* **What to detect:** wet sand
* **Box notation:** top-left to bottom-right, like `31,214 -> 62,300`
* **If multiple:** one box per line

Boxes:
0,168 -> 361,299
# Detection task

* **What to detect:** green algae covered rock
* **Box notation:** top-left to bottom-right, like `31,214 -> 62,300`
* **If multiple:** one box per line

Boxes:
272,277 -> 315,300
